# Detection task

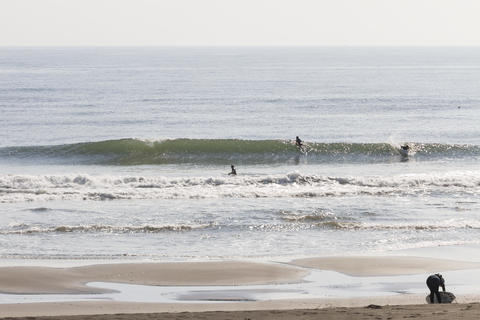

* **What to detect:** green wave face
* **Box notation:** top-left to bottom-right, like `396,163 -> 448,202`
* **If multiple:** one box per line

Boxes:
1,138 -> 479,165
72,139 -> 302,164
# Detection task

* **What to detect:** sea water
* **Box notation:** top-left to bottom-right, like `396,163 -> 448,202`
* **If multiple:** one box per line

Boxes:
1,47 -> 480,261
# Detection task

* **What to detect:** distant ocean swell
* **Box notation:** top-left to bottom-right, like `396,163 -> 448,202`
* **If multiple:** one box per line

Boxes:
1,171 -> 479,202
1,138 -> 479,165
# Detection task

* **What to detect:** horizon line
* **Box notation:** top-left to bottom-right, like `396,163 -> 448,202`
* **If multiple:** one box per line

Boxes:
2,45 -> 480,48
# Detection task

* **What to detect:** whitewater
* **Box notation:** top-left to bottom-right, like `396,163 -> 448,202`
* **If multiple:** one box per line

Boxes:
1,47 -> 480,261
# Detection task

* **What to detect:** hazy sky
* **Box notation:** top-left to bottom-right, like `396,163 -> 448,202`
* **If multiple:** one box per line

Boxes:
1,0 -> 480,46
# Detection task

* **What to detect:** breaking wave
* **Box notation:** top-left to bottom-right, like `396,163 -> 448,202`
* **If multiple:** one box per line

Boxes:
1,138 -> 479,165
1,223 -> 211,235
1,171 -> 479,202
4,219 -> 480,236
313,221 -> 480,230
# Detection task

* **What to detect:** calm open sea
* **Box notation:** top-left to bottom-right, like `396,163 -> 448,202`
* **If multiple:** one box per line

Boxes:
1,47 -> 479,261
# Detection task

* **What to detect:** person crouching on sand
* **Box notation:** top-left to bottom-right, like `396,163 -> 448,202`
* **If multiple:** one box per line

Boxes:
228,165 -> 237,176
426,273 -> 445,303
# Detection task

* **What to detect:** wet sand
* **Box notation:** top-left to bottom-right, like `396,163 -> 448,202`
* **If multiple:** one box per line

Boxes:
1,256 -> 480,319
2,300 -> 480,320
290,256 -> 480,276
0,261 -> 309,294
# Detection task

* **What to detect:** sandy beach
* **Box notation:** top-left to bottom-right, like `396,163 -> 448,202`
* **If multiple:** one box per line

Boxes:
0,261 -> 308,294
3,4 -> 480,318
3,300 -> 480,320
2,256 -> 480,319
290,256 -> 480,276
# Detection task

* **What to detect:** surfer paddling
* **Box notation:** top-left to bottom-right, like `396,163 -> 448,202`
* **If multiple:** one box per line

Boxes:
228,165 -> 237,176
426,273 -> 446,303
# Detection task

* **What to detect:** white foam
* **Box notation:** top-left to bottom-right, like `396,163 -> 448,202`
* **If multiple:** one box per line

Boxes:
1,170 -> 479,202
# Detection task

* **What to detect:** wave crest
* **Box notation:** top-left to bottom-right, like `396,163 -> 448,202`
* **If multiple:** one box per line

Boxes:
2,138 -> 479,165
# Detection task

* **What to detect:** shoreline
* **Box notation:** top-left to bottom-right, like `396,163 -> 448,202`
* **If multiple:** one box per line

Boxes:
1,256 -> 480,318
1,256 -> 479,295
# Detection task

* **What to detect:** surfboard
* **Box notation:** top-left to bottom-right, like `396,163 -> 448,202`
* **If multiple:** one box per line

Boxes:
292,141 -> 308,154
425,291 -> 456,304
399,147 -> 409,157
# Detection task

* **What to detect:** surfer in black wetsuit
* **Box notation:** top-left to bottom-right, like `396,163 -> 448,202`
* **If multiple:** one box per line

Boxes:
401,144 -> 409,151
228,165 -> 237,176
426,273 -> 445,303
295,136 -> 303,148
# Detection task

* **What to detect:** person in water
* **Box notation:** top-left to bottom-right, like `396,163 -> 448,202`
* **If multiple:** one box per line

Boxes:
401,144 -> 410,151
295,136 -> 303,148
426,273 -> 446,303
228,165 -> 237,176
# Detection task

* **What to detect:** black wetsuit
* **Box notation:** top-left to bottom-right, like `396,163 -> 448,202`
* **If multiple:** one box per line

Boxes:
295,137 -> 303,148
426,274 -> 445,303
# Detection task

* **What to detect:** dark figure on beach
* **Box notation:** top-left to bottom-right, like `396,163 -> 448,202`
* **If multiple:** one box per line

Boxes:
295,136 -> 303,148
401,144 -> 409,151
228,165 -> 237,176
426,273 -> 445,303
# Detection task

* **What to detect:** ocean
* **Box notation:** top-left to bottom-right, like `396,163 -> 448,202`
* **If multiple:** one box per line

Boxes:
1,47 -> 480,261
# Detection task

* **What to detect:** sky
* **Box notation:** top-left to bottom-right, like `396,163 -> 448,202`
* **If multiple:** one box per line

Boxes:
1,0 -> 480,46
